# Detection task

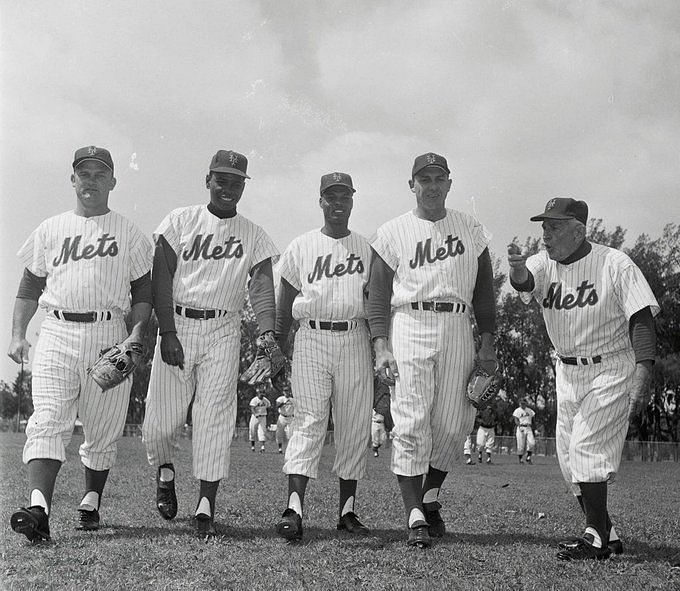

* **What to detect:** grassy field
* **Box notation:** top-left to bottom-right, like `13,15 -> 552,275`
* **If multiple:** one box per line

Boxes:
1,433 -> 679,591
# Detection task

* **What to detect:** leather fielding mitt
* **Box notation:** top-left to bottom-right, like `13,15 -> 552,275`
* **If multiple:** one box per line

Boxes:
87,341 -> 144,392
240,332 -> 287,386
466,359 -> 502,410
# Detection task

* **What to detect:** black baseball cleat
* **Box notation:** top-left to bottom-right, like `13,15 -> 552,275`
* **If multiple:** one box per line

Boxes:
194,513 -> 216,537
76,508 -> 100,531
276,508 -> 303,541
407,524 -> 431,549
156,470 -> 178,520
424,503 -> 446,538
559,536 -> 624,555
556,534 -> 611,561
11,506 -> 51,543
337,512 -> 370,535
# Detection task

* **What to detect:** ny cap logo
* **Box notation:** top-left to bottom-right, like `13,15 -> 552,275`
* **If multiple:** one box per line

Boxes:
333,173 -> 342,182
229,152 -> 239,166
88,146 -> 97,155
426,154 -> 436,164
546,198 -> 557,210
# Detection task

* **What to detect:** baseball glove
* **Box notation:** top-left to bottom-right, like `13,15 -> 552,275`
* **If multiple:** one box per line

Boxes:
466,359 -> 502,410
239,332 -> 287,386
87,341 -> 144,392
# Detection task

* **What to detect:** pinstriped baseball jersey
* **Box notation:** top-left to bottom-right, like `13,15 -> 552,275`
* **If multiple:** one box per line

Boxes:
17,210 -> 152,313
279,230 -> 373,480
521,244 -> 660,356
371,209 -> 491,307
276,395 -> 294,417
512,406 -> 535,426
154,206 -> 279,310
249,395 -> 271,416
277,230 -> 371,320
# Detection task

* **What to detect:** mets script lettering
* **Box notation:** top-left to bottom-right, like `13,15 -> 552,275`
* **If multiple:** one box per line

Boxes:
409,235 -> 465,269
307,253 -> 364,283
183,234 -> 243,261
542,281 -> 599,310
53,234 -> 118,266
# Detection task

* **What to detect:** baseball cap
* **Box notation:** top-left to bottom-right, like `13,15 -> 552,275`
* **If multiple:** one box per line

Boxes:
412,152 -> 450,177
209,150 -> 251,179
320,172 -> 355,194
73,146 -> 114,173
530,198 -> 588,225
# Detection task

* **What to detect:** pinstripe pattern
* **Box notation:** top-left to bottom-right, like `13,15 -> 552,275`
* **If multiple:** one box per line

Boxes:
371,209 -> 491,308
389,307 -> 476,475
476,426 -> 495,452
143,207 -> 279,481
283,323 -> 372,480
520,242 -> 659,484
154,206 -> 279,311
279,230 -> 373,480
17,210 -> 151,313
142,313 -> 240,481
25,315 -> 130,469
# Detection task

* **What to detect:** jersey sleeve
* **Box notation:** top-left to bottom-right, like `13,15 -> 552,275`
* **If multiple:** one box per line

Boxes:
512,408 -> 520,419
277,240 -> 301,290
128,224 -> 154,282
17,225 -> 48,278
470,216 -> 493,257
251,226 -> 280,269
153,211 -> 180,252
370,226 -> 399,271
613,258 -> 661,320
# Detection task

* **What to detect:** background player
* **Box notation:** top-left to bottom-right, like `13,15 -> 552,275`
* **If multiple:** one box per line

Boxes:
462,433 -> 476,465
512,399 -> 535,464
368,152 -> 497,548
8,146 -> 152,542
274,172 -> 373,542
142,150 -> 279,536
275,386 -> 294,454
475,405 -> 496,464
371,373 -> 393,457
508,197 -> 659,560
249,386 -> 271,453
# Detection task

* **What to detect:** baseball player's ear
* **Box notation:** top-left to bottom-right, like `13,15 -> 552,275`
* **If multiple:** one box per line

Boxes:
70,173 -> 76,187
109,176 -> 117,191
205,174 -> 211,189
408,179 -> 415,192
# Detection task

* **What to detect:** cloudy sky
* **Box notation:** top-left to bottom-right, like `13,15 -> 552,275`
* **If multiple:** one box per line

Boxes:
1,0 -> 679,383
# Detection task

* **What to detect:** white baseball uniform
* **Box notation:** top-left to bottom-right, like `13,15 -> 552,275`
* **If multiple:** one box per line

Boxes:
371,209 -> 492,475
463,434 -> 474,457
18,210 -> 152,469
520,243 -> 659,489
249,395 -> 271,443
278,229 -> 373,480
513,406 -> 536,455
143,206 -> 278,481
371,411 -> 388,449
275,395 -> 294,445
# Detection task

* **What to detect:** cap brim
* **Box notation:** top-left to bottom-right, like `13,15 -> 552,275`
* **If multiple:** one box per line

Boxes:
73,157 -> 113,172
321,183 -> 355,193
529,213 -> 573,222
210,166 -> 251,179
413,164 -> 450,176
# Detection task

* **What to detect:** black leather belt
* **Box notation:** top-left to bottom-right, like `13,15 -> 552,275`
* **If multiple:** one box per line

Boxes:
53,311 -> 111,322
411,301 -> 466,313
559,355 -> 602,366
175,306 -> 225,320
309,320 -> 349,331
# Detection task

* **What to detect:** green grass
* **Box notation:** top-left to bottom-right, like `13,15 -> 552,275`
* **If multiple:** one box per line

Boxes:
1,433 -> 679,591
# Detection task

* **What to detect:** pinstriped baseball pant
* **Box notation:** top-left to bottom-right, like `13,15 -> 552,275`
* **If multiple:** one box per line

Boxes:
25,314 -> 130,470
390,307 -> 476,476
283,323 -> 372,480
555,350 -> 635,492
143,313 -> 240,482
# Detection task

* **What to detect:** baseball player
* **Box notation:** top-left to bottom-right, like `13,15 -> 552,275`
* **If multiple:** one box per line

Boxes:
142,150 -> 279,536
8,146 -> 152,542
475,405 -> 496,464
462,433 -> 475,465
368,152 -> 497,548
274,172 -> 373,542
512,399 -> 535,464
371,375 -> 393,457
508,197 -> 659,560
275,388 -> 294,454
249,388 -> 271,453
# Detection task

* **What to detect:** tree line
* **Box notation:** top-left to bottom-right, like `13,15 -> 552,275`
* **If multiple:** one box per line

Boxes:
1,222 -> 678,442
